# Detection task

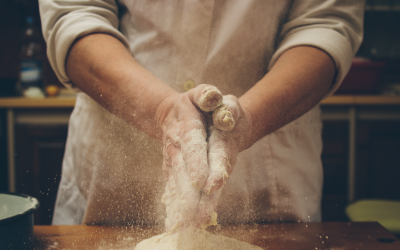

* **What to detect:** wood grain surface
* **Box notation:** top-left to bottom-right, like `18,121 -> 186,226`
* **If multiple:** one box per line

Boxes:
32,222 -> 400,249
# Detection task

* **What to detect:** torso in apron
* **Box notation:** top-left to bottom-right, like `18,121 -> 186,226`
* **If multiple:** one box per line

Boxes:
53,0 -> 323,225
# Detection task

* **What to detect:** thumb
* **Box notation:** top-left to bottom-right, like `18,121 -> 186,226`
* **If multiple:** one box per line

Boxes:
187,84 -> 223,112
212,95 -> 243,131
203,126 -> 238,195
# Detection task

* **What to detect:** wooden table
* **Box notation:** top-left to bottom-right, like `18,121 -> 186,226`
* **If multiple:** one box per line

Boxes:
32,222 -> 400,249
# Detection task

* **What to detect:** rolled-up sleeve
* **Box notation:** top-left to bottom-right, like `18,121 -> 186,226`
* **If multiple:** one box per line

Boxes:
39,0 -> 129,89
268,0 -> 365,98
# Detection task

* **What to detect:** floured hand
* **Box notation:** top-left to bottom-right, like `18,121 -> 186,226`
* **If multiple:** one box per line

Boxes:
197,95 -> 254,227
155,84 -> 224,231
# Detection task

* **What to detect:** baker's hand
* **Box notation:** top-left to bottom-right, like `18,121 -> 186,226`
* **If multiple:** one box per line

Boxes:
206,95 -> 253,194
197,95 -> 254,227
157,85 -> 224,189
156,84 -> 224,231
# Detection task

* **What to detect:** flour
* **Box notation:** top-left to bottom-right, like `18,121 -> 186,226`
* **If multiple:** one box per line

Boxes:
134,227 -> 262,250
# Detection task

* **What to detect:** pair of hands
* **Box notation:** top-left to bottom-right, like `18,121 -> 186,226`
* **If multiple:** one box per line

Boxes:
155,84 -> 253,231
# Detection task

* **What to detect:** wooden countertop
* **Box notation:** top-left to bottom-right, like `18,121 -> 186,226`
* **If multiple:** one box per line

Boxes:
31,222 -> 400,249
1,96 -> 400,108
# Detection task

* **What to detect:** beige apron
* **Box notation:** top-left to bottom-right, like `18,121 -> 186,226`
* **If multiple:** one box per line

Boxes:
51,0 -> 362,225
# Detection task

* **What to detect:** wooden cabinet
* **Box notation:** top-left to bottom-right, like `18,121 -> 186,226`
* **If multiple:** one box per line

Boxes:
0,110 -> 8,192
321,121 -> 349,222
15,124 -> 68,225
321,119 -> 400,222
356,121 -> 400,200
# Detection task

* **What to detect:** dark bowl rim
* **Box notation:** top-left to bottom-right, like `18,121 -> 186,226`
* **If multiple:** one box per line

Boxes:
0,192 -> 40,226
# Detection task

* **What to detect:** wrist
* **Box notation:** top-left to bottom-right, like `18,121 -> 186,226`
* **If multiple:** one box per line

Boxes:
238,106 -> 257,152
154,91 -> 180,133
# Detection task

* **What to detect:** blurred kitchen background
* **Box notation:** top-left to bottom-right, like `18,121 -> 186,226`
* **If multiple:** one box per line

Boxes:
1,0 -> 400,225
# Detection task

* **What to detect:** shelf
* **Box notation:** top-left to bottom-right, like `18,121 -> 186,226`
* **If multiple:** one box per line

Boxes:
0,97 -> 76,108
320,95 -> 400,105
365,5 -> 400,12
1,95 -> 400,108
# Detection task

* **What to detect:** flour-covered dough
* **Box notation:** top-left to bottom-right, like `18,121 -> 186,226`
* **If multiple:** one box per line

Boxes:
134,227 -> 262,250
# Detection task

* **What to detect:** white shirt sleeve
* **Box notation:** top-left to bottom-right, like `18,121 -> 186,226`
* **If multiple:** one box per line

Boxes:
268,0 -> 365,98
39,0 -> 129,90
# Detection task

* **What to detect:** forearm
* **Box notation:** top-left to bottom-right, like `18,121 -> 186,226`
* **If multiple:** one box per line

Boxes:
239,46 -> 335,149
66,33 -> 177,140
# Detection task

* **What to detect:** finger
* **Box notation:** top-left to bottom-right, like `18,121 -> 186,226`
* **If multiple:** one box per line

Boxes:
203,127 -> 238,195
172,153 -> 201,225
162,174 -> 175,232
187,84 -> 223,112
212,95 -> 243,131
212,105 -> 235,131
197,189 -> 222,228
166,145 -> 201,230
162,138 -> 182,231
161,147 -> 171,181
181,120 -> 209,191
